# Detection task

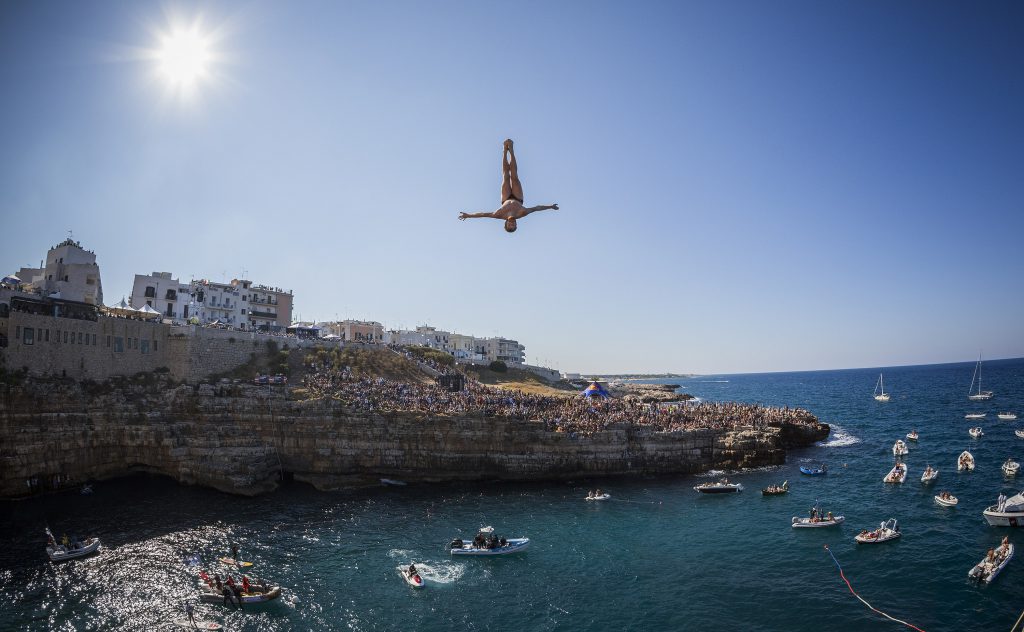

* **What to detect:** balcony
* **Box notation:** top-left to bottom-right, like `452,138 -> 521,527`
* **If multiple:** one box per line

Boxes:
250,309 -> 277,319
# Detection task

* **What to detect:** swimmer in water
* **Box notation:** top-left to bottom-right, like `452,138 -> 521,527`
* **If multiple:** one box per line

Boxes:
458,139 -> 558,232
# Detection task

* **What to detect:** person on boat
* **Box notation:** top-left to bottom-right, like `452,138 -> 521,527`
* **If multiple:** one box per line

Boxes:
595,489 -> 603,496
61,534 -> 70,548
458,139 -> 559,233
231,544 -> 239,561
998,493 -> 1008,512
225,575 -> 236,589
473,533 -> 485,547
242,575 -> 251,593
826,511 -> 834,522
214,574 -> 223,591
230,583 -> 244,610
407,564 -> 418,578
221,585 -> 236,609
185,602 -> 197,628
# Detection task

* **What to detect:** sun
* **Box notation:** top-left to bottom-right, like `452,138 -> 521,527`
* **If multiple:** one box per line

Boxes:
157,27 -> 211,87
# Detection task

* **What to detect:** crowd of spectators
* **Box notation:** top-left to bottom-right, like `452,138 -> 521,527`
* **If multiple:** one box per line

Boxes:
302,357 -> 818,436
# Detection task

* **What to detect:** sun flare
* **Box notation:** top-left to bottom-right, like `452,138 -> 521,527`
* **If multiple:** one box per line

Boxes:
157,28 -> 211,86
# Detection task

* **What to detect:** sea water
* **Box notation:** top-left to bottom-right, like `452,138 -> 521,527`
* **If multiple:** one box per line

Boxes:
2,358 -> 1023,631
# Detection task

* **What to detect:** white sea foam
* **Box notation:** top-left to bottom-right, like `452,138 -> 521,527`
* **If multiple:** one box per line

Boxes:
698,380 -> 730,383
387,549 -> 414,559
817,425 -> 860,448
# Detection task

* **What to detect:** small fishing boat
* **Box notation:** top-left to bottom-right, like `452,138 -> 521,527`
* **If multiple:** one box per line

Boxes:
873,373 -> 890,402
694,479 -> 743,494
998,413 -> 1018,421
1016,429 -> 1024,440
958,451 -> 975,472
935,492 -> 958,506
906,430 -> 919,441
892,439 -> 909,457
800,465 -> 827,476
969,427 -> 984,439
965,413 -> 986,420
1003,459 -> 1020,477
45,528 -> 100,562
585,492 -> 611,501
883,463 -> 907,484
920,465 -> 938,483
983,490 -> 1024,526
450,527 -> 530,556
968,543 -> 1013,584
762,481 -> 789,496
398,565 -> 425,588
855,518 -> 901,544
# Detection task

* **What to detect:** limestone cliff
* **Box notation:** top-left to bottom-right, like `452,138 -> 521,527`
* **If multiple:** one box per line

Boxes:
0,379 -> 829,498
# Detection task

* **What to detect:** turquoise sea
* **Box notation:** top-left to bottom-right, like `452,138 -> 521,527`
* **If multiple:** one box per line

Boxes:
2,358 -> 1023,631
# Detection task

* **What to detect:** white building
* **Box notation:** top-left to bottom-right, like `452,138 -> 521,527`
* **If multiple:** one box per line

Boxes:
131,272 -> 192,321
16,239 -> 103,306
483,337 -> 526,365
390,325 -> 452,352
322,320 -> 385,343
389,325 -> 525,365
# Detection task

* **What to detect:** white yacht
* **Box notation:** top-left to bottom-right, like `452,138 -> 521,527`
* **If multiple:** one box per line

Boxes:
983,490 -> 1024,526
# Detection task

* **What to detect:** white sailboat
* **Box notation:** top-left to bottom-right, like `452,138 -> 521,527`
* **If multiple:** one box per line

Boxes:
968,353 -> 993,401
873,373 -> 890,402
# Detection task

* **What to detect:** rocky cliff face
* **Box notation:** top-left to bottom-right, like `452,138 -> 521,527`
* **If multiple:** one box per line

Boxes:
0,380 -> 829,498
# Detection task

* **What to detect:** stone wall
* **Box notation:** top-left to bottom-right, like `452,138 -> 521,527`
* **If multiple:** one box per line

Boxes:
0,312 -> 170,380
0,381 -> 829,498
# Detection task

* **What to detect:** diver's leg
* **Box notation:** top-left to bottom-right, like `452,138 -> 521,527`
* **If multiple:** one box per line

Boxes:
508,141 -> 524,202
501,140 -> 513,203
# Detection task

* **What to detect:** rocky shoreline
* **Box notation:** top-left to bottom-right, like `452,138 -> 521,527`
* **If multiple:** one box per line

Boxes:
0,378 -> 829,499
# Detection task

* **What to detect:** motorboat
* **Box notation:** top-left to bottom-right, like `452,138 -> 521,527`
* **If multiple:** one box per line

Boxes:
1016,430 -> 1024,440
873,373 -> 890,402
906,430 -> 919,441
694,479 -> 743,494
892,440 -> 909,457
968,353 -> 994,401
790,510 -> 839,528
958,451 -> 975,471
965,413 -> 986,420
983,490 -> 1024,526
999,413 -> 1018,421
46,537 -> 101,562
450,527 -> 530,556
969,427 -> 984,439
199,581 -> 281,605
585,492 -> 611,501
855,518 -> 901,544
920,466 -> 938,483
800,465 -> 827,476
762,481 -> 789,496
1003,459 -> 1020,477
398,565 -> 425,588
968,543 -> 1013,584
883,463 -> 907,484
935,492 -> 958,506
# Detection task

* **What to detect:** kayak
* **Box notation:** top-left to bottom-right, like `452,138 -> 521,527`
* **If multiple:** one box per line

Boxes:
217,557 -> 253,567
398,566 -> 425,588
585,494 -> 611,501
173,620 -> 223,630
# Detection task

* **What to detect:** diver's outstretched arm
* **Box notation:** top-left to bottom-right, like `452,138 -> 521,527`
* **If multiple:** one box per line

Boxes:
523,204 -> 559,216
459,211 -> 498,220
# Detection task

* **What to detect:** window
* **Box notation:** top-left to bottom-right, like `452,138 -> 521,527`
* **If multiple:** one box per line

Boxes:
15,326 -> 20,339
64,331 -> 68,343
78,332 -> 83,344
153,340 -> 158,352
147,300 -> 152,307
144,286 -> 156,298
141,340 -> 150,354
23,328 -> 33,345
114,337 -> 124,352
106,335 -> 111,347
241,309 -> 246,315
45,329 -> 50,342
92,334 -> 97,345
56,329 -> 60,342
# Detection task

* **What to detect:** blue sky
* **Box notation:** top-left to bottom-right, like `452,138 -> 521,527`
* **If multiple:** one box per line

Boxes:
1,1 -> 1022,374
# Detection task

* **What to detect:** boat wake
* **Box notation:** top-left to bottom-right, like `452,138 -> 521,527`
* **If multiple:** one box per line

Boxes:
387,548 -> 415,559
405,562 -> 465,584
817,425 -> 860,448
